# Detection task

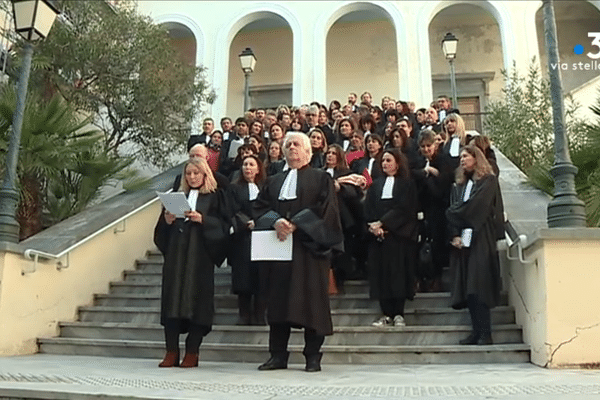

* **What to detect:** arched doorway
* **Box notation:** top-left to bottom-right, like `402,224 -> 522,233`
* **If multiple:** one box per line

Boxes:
161,22 -> 197,67
227,14 -> 293,117
429,3 -> 505,132
326,4 -> 398,107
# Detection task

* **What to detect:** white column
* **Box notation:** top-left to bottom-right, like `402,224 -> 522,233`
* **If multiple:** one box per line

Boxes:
506,1 -> 542,71
311,15 -> 327,105
415,4 -> 434,107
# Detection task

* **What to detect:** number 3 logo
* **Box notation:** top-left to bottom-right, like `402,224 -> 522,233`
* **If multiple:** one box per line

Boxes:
588,33 -> 600,59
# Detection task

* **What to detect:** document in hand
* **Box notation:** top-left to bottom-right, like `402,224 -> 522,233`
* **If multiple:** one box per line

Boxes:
251,230 -> 293,261
156,191 -> 191,218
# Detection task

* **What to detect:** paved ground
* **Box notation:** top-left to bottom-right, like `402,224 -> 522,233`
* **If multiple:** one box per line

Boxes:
0,355 -> 599,399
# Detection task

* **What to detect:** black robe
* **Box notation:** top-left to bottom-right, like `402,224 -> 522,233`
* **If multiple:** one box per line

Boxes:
442,134 -> 473,171
310,151 -> 325,169
446,174 -> 505,309
328,167 -> 367,280
252,166 -> 343,336
351,156 -> 384,181
225,182 -> 260,294
267,159 -> 286,176
364,176 -> 419,300
153,191 -> 228,332
413,149 -> 455,278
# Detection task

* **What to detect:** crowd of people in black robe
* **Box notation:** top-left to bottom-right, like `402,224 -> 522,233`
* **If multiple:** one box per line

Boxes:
153,91 -> 506,371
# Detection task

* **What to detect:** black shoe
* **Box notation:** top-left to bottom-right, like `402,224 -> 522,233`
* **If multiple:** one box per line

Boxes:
305,353 -> 322,372
459,332 -> 479,345
477,334 -> 493,345
258,355 -> 288,371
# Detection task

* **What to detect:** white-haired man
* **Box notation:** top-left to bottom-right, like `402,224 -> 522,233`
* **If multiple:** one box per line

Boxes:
253,132 -> 343,373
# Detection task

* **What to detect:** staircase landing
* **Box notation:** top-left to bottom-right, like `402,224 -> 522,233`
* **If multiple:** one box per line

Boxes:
0,354 -> 598,400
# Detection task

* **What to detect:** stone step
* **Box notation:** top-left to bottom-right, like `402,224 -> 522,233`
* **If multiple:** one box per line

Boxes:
77,306 -> 517,326
123,270 -> 232,285
37,337 -> 530,364
38,249 -> 530,365
93,292 -> 509,310
109,282 -> 232,296
109,278 -> 469,298
58,322 -> 524,346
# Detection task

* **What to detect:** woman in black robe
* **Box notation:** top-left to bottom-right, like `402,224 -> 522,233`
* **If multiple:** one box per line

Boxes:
412,129 -> 455,292
153,158 -> 228,368
225,155 -> 266,325
446,145 -> 505,345
385,128 -> 424,176
365,148 -> 419,327
351,133 -> 385,184
309,128 -> 327,169
253,132 -> 343,373
469,135 -> 499,176
442,113 -> 471,170
324,144 -> 367,288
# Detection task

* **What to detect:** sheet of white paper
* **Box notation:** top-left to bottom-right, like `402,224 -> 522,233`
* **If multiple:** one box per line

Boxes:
461,228 -> 473,248
156,191 -> 191,218
251,230 -> 293,261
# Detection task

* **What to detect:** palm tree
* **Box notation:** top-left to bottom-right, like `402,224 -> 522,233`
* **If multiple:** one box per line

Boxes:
0,85 -> 134,239
528,104 -> 600,227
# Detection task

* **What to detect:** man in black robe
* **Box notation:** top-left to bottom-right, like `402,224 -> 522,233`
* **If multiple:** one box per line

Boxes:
172,144 -> 229,191
420,107 -> 442,134
436,95 -> 460,123
253,132 -> 343,372
187,117 -> 214,151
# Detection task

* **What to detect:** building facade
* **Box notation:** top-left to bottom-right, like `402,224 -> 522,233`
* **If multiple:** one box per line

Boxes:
137,0 -> 600,127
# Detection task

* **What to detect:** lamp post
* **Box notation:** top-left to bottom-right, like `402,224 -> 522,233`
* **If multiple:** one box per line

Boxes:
238,47 -> 256,113
542,0 -> 586,227
441,32 -> 459,109
0,0 -> 59,243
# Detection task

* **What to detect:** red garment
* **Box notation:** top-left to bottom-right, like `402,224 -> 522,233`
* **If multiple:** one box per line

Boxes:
346,150 -> 365,168
207,149 -> 220,172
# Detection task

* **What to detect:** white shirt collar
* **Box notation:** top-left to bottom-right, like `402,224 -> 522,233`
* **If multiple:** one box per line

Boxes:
463,179 -> 474,201
381,176 -> 394,199
449,136 -> 461,157
367,158 -> 376,175
187,189 -> 199,209
278,169 -> 298,200
248,183 -> 259,201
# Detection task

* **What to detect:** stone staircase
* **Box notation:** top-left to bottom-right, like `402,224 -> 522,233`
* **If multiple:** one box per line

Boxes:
38,250 -> 530,364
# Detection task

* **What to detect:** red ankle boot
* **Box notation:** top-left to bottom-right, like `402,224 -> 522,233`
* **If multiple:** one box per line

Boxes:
180,353 -> 199,368
158,351 -> 180,367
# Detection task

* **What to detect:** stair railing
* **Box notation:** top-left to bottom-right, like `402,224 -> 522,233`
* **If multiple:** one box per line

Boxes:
21,195 -> 162,275
502,217 -> 535,265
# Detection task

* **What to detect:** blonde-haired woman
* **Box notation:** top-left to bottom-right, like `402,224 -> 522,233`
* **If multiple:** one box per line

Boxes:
446,145 -> 504,346
154,158 -> 227,368
442,113 -> 469,170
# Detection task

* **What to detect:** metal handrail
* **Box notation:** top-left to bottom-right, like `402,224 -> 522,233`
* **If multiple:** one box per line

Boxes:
22,195 -> 161,274
503,219 -> 535,265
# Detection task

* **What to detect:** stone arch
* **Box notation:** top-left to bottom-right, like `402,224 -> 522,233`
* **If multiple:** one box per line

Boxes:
213,4 -> 301,118
314,1 -> 408,103
153,14 -> 204,67
417,1 -> 513,108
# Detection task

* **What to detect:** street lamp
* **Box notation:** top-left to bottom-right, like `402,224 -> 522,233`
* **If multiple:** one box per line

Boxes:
238,47 -> 256,113
0,0 -> 59,243
441,32 -> 459,110
542,0 -> 586,227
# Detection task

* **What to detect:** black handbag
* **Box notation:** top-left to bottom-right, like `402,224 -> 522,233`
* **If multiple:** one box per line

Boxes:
418,240 -> 435,279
